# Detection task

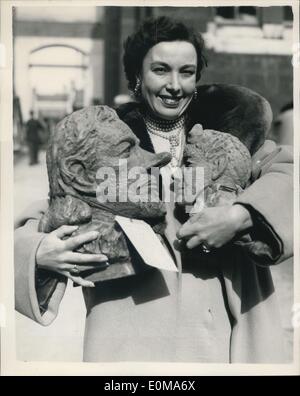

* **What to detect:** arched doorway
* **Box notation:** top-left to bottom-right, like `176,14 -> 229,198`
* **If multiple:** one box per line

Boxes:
29,44 -> 88,126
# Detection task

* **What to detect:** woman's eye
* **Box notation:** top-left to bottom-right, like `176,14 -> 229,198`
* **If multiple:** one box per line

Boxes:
153,67 -> 166,75
181,70 -> 195,77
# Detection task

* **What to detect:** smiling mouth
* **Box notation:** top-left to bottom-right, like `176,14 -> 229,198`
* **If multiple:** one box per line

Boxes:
158,96 -> 182,107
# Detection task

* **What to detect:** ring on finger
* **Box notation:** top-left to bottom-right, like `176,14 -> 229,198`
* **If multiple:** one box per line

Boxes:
201,243 -> 211,254
70,264 -> 80,274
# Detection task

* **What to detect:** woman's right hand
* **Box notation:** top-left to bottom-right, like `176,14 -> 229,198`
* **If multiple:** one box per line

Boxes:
36,225 -> 108,287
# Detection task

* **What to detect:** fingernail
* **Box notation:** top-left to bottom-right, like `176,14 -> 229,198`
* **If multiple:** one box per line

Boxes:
99,261 -> 109,268
100,255 -> 108,261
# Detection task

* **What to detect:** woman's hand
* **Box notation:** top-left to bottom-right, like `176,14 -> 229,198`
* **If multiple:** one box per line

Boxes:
176,204 -> 253,250
36,225 -> 108,287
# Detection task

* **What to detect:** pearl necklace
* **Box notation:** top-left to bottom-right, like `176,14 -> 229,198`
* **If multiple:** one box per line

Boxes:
145,114 -> 186,167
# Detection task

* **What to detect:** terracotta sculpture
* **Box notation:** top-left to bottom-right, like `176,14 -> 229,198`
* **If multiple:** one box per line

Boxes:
182,124 -> 252,212
39,105 -> 171,282
178,124 -> 276,264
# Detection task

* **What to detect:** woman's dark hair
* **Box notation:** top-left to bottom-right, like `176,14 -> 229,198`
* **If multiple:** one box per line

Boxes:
123,16 -> 207,91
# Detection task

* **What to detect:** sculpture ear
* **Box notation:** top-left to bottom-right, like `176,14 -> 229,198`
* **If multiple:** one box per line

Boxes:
211,153 -> 228,181
60,157 -> 96,194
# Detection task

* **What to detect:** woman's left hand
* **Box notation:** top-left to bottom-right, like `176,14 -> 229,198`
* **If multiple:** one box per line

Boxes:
176,204 -> 253,250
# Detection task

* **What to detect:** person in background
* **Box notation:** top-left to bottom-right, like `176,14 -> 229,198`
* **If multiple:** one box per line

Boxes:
25,110 -> 44,165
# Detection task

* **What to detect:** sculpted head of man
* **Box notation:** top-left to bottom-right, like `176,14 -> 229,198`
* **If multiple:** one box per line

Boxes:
39,105 -> 171,281
182,124 -> 252,209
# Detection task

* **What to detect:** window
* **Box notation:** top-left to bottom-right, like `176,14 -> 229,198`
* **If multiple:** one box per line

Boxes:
284,6 -> 293,22
215,6 -> 258,25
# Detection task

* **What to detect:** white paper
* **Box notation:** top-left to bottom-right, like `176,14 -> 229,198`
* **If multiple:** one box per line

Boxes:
115,215 -> 178,272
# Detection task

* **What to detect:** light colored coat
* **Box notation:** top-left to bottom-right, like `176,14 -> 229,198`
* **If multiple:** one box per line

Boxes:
14,140 -> 293,363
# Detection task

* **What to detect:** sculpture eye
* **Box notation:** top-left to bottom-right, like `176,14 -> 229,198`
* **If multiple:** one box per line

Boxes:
118,137 -> 136,158
121,146 -> 131,157
119,142 -> 133,158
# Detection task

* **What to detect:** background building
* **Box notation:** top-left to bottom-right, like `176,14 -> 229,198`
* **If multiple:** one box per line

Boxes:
13,5 -> 293,150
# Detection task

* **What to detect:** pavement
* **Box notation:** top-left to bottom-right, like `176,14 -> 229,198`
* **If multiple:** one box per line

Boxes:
15,150 -> 86,361
14,150 -> 294,362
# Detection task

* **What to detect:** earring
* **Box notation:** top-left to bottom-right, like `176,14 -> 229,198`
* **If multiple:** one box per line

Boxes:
134,78 -> 141,97
193,88 -> 198,100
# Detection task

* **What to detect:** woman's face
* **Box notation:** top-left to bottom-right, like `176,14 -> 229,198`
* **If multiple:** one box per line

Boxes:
140,41 -> 197,120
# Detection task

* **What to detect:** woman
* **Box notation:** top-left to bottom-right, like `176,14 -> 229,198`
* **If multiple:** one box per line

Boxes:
15,16 -> 293,363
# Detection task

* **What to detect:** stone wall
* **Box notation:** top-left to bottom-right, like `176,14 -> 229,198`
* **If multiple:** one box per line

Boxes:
201,50 -> 293,118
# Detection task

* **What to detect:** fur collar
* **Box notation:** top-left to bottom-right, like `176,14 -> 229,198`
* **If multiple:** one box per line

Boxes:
116,102 -> 155,153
